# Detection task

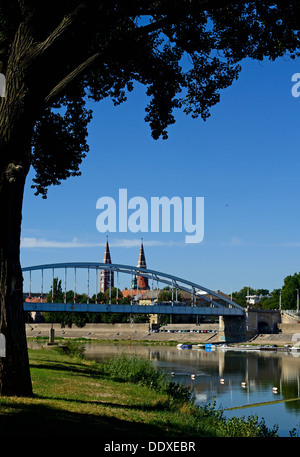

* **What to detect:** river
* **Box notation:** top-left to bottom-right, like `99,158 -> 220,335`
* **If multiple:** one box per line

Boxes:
83,343 -> 300,437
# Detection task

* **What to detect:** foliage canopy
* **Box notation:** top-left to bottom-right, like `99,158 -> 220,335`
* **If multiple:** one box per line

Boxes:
1,2 -> 300,197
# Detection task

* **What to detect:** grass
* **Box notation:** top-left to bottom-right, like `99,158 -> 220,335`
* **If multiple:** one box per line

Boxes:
0,345 -> 281,438
0,348 -> 198,437
28,336 -> 182,346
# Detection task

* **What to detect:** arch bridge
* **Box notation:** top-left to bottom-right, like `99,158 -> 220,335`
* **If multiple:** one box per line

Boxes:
23,262 -> 245,318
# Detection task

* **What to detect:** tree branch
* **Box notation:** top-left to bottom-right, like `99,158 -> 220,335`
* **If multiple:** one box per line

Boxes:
43,2 -> 237,105
44,17 -> 169,104
44,52 -> 100,103
32,3 -> 87,58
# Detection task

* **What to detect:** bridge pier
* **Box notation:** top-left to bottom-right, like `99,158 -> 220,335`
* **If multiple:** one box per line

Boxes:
245,309 -> 281,334
219,315 -> 247,343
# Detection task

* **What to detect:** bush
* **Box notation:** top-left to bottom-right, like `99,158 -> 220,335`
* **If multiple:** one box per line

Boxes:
164,381 -> 193,403
55,341 -> 85,358
104,354 -> 165,388
221,414 -> 279,437
103,354 -> 192,404
194,400 -> 279,437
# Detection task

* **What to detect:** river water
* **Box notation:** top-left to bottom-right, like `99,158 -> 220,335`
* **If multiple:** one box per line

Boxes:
83,343 -> 300,437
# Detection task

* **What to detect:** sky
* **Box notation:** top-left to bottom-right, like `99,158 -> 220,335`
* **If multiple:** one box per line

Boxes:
20,55 -> 300,296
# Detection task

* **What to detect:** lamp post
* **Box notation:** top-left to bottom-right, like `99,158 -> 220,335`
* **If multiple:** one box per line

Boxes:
296,289 -> 299,314
279,290 -> 281,311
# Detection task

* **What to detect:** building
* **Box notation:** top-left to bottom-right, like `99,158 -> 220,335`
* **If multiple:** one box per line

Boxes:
100,238 -> 114,293
130,240 -> 150,292
24,294 -> 47,323
246,294 -> 271,306
136,239 -> 150,290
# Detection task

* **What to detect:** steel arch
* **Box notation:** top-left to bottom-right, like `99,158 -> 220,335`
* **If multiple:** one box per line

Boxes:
22,262 -> 244,315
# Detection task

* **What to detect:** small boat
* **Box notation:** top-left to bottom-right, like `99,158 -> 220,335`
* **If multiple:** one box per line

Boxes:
181,344 -> 192,349
205,344 -> 215,351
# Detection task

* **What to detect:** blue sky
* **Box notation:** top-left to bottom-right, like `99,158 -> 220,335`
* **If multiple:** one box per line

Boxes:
21,56 -> 300,296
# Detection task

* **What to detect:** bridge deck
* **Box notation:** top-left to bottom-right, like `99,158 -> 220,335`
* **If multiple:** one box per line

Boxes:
24,302 -> 244,316
22,262 -> 245,317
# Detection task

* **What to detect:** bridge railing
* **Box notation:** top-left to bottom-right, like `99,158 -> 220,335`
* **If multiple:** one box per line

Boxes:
22,262 -> 245,316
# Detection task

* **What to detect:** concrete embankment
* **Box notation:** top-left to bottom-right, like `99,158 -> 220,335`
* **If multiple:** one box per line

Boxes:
26,322 -> 300,345
25,322 -> 220,343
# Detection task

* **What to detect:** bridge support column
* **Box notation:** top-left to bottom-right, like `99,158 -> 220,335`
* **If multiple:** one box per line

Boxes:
219,315 -> 246,343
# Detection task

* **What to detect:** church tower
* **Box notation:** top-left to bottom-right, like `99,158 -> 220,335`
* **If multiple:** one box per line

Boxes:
100,238 -> 114,293
137,240 -> 149,290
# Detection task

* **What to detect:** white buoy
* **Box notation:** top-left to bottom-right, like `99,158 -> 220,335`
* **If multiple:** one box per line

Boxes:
241,382 -> 246,388
171,372 -> 175,376
191,374 -> 195,380
272,387 -> 278,393
220,378 -> 225,384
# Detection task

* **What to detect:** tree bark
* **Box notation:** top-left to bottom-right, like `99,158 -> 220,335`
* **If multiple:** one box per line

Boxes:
0,161 -> 32,396
0,9 -> 64,397
0,15 -> 38,396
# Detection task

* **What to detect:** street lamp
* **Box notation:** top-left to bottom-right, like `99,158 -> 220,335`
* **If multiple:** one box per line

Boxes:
296,289 -> 299,314
279,290 -> 281,311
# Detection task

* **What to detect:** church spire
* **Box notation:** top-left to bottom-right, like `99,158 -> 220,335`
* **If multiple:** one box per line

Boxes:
100,237 -> 114,293
103,237 -> 112,264
137,239 -> 149,290
137,238 -> 147,269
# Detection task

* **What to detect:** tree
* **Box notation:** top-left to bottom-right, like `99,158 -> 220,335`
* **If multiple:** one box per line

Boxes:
260,288 -> 281,310
46,277 -> 64,303
103,287 -> 122,302
1,1 -> 300,396
232,286 -> 256,307
159,287 -> 182,302
232,287 -> 272,308
281,273 -> 300,310
256,289 -> 270,297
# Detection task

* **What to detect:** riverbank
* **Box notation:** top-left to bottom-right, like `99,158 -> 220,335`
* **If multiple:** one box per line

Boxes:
26,322 -> 299,346
0,345 -> 280,438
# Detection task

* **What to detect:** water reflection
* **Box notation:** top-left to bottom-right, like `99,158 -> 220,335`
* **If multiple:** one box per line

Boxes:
83,344 -> 300,436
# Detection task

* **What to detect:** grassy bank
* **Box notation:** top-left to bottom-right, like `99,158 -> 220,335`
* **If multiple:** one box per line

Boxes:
29,336 -> 182,346
0,344 -> 280,437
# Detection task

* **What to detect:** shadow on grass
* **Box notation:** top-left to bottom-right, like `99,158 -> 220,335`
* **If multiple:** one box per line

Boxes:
0,400 -> 185,438
30,361 -> 103,378
35,393 -> 170,412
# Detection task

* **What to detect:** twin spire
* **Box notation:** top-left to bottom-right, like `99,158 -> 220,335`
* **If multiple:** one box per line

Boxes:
103,237 -> 112,264
100,237 -> 114,293
136,239 -> 149,290
100,238 -> 149,293
137,239 -> 147,269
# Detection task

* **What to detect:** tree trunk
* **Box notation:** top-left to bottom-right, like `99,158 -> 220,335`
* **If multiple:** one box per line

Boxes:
0,15 -> 43,396
0,161 -> 32,396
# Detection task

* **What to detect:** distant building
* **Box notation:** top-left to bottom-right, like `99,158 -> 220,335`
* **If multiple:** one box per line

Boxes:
129,240 -> 150,292
136,240 -> 150,290
246,294 -> 271,306
100,239 -> 114,293
24,294 -> 46,323
24,293 -> 47,303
